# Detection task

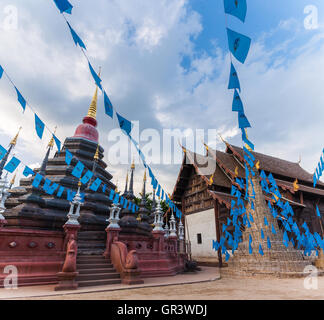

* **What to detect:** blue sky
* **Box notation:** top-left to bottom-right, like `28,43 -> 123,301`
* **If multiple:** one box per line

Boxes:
0,0 -> 323,193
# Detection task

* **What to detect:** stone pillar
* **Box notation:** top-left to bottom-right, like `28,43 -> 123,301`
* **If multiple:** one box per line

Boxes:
103,203 -> 121,259
55,223 -> 80,291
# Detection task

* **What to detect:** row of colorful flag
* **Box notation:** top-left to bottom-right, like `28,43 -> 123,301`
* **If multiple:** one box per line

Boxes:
50,0 -> 182,218
313,149 -> 324,187
0,143 -> 140,212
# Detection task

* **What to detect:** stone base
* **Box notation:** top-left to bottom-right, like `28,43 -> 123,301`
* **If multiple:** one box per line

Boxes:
54,272 -> 78,291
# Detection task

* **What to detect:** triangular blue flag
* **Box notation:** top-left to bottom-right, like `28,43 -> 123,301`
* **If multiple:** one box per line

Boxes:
267,236 -> 271,249
23,166 -> 34,177
227,28 -> 251,64
259,244 -> 264,256
316,205 -> 321,217
88,62 -> 102,90
225,251 -> 230,262
260,228 -> 265,239
34,114 -> 45,139
67,189 -> 76,201
32,173 -> 43,188
0,65 -> 3,79
113,192 -> 120,204
242,129 -> 254,151
0,145 -> 7,160
264,216 -> 269,226
66,21 -> 86,49
4,156 -> 20,173
109,188 -> 115,201
57,186 -> 64,197
271,223 -> 276,234
43,179 -> 59,195
224,0 -> 247,23
53,134 -> 61,153
238,111 -> 251,129
15,87 -> 26,112
102,184 -> 107,193
123,199 -> 128,209
249,242 -> 253,254
89,178 -> 102,192
228,63 -> 241,91
80,170 -> 93,184
71,161 -> 84,179
65,149 -> 73,165
116,112 -> 133,136
104,91 -> 113,119
232,89 -> 244,112
53,0 -> 73,14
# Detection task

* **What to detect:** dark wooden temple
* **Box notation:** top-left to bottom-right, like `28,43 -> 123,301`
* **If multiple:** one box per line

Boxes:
172,140 -> 324,259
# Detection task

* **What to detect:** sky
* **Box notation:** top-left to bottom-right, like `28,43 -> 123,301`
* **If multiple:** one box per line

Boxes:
0,0 -> 323,195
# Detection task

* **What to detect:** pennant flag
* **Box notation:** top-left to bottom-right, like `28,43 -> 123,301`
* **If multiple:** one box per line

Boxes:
66,21 -> 86,49
264,216 -> 269,227
156,184 -> 161,198
132,203 -> 136,213
227,28 -> 251,64
57,186 -> 64,197
0,65 -> 3,79
249,242 -> 253,254
102,184 -> 107,193
113,193 -> 120,204
249,234 -> 253,244
23,166 -> 34,177
260,228 -> 264,239
89,178 -> 102,192
228,63 -> 241,91
316,205 -> 321,217
109,188 -> 115,201
53,0 -> 73,14
116,112 -> 133,136
32,173 -> 43,188
88,62 -> 102,90
271,223 -> 277,234
15,87 -> 26,112
71,160 -> 84,178
123,199 -> 128,209
238,111 -> 251,129
313,173 -> 317,188
67,189 -> 76,201
232,89 -> 244,112
259,244 -> 264,256
4,156 -> 20,173
242,129 -> 254,151
34,114 -> 45,139
65,149 -> 73,165
53,135 -> 61,152
80,170 -> 93,184
224,0 -> 247,23
43,179 -> 59,195
104,91 -> 113,119
0,145 -> 7,161
267,236 -> 271,249
225,251 -> 230,262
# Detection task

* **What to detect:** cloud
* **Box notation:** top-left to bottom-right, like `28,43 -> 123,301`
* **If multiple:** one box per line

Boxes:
0,1 -> 323,196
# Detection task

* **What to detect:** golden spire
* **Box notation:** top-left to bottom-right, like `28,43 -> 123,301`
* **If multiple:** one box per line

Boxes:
10,127 -> 22,146
10,173 -> 16,186
87,67 -> 101,120
94,144 -> 100,161
48,126 -> 57,149
78,179 -> 82,188
131,157 -> 135,170
143,169 -> 146,182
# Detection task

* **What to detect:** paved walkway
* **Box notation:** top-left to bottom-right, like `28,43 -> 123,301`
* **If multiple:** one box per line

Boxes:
0,267 -> 220,300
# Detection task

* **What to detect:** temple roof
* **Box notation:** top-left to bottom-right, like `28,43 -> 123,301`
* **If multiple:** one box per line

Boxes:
227,144 -> 321,187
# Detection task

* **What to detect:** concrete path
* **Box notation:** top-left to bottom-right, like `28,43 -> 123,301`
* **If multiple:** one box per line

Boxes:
0,267 -> 220,300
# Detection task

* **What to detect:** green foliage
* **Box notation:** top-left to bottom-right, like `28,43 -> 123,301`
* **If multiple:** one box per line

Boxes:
134,192 -> 169,214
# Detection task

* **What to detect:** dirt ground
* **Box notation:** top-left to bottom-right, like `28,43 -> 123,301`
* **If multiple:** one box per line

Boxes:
19,276 -> 324,300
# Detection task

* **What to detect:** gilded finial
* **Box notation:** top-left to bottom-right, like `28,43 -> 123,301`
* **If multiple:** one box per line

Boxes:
78,179 -> 82,188
131,157 -> 135,170
10,127 -> 22,146
87,67 -> 101,120
48,126 -> 57,149
94,144 -> 100,161
143,169 -> 146,182
10,173 -> 16,186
